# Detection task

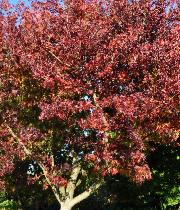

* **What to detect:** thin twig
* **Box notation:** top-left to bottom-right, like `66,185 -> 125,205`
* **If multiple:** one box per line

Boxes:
46,49 -> 77,70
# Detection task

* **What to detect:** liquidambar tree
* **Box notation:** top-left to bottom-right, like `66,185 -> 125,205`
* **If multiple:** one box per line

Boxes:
0,0 -> 179,210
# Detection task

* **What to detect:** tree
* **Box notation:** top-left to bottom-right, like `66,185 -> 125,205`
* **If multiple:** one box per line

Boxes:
0,0 -> 179,209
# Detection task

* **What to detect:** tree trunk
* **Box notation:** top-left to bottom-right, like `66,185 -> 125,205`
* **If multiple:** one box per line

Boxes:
59,182 -> 101,210
60,208 -> 72,210
60,203 -> 72,210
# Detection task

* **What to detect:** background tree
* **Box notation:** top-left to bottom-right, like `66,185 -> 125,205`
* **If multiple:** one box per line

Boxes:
0,0 -> 179,210
90,144 -> 180,210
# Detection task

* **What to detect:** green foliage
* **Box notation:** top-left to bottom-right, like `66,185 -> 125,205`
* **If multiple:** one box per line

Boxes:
0,192 -> 19,210
146,145 -> 180,209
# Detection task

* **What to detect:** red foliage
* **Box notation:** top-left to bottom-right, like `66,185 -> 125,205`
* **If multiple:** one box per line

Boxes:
0,0 -> 179,191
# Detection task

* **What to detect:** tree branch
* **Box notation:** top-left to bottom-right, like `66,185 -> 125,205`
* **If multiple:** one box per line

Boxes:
69,182 -> 102,208
46,50 -> 76,70
38,162 -> 61,204
76,179 -> 82,187
5,124 -> 61,204
66,164 -> 81,199
5,124 -> 31,156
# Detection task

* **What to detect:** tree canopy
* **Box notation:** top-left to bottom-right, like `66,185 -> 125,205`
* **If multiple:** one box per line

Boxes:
0,0 -> 179,209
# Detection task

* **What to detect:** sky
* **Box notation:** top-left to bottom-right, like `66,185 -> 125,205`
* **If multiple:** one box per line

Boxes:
9,0 -> 25,4
9,0 -> 30,6
8,0 -> 177,14
9,0 -> 64,7
9,0 -> 45,9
